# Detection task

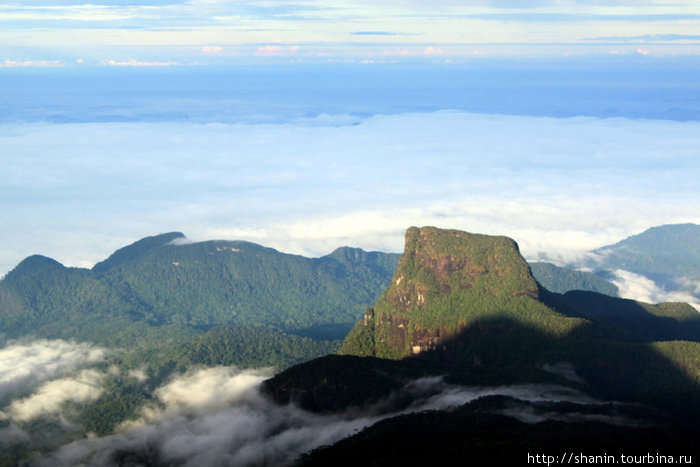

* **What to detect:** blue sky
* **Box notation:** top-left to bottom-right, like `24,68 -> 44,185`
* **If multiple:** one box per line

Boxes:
2,0 -> 700,65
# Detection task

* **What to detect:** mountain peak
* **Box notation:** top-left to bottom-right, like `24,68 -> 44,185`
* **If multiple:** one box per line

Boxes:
397,226 -> 537,302
340,226 -> 548,359
596,223 -> 699,255
92,232 -> 185,272
5,254 -> 65,279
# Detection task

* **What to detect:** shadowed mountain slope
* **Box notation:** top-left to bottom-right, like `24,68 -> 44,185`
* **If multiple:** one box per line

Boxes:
267,227 -> 699,426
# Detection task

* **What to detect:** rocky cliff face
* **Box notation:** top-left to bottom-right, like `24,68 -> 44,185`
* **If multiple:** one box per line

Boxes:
340,226 -> 572,360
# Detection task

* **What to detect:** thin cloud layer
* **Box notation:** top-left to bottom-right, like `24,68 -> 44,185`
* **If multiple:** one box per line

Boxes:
2,0 -> 700,61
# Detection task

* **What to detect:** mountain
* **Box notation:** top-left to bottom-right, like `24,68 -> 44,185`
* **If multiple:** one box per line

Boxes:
591,223 -> 700,279
0,234 -> 403,464
584,223 -> 700,304
267,226 -> 700,428
92,231 -> 187,272
339,226 -> 584,360
526,224 -> 700,300
0,233 -> 400,347
4,226 -> 698,465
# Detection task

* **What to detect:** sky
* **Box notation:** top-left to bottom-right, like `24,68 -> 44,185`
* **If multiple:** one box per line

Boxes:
2,0 -> 700,65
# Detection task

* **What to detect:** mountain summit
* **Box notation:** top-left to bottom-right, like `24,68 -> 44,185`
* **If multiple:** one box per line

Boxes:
271,226 -> 699,425
340,226 -> 580,360
92,232 -> 186,272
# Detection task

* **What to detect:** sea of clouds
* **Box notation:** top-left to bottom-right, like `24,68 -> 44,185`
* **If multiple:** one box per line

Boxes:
2,110 -> 697,306
2,112 -> 698,271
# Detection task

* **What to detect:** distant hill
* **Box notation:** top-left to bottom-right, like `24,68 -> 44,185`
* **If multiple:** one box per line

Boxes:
529,261 -> 619,296
0,233 -> 400,348
591,223 -> 700,278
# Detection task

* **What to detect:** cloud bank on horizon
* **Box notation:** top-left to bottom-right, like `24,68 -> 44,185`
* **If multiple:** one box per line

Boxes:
1,0 -> 700,64
1,111 -> 698,280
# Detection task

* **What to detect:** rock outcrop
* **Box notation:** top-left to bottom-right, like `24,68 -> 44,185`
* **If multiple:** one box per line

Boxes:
340,226 -> 576,360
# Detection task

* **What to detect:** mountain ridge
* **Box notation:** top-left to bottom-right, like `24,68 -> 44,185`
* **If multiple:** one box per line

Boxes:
0,233 -> 400,348
92,231 -> 186,273
266,226 -> 700,426
585,223 -> 700,298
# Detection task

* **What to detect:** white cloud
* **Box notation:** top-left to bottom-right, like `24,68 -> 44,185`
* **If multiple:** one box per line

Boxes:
43,366 -> 378,466
201,45 -> 224,55
0,113 -> 698,277
101,59 -> 179,67
127,368 -> 148,383
0,59 -> 63,67
4,369 -> 105,422
676,277 -> 700,295
0,340 -> 108,402
255,45 -> 300,56
154,366 -> 270,412
610,270 -> 700,310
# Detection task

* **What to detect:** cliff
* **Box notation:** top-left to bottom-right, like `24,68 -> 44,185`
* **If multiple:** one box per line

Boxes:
340,226 -> 580,360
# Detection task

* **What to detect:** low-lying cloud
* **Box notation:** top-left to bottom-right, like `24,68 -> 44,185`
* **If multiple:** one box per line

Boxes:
610,270 -> 700,310
4,368 -> 105,422
39,367 -> 379,467
0,339 -> 108,402
36,367 -> 610,467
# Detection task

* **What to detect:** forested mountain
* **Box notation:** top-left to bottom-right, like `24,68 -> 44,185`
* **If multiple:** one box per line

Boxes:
264,227 -> 699,462
528,261 -> 619,296
583,224 -> 700,303
591,223 -> 700,279
0,229 -> 626,350
0,230 -> 627,350
0,233 -> 400,347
